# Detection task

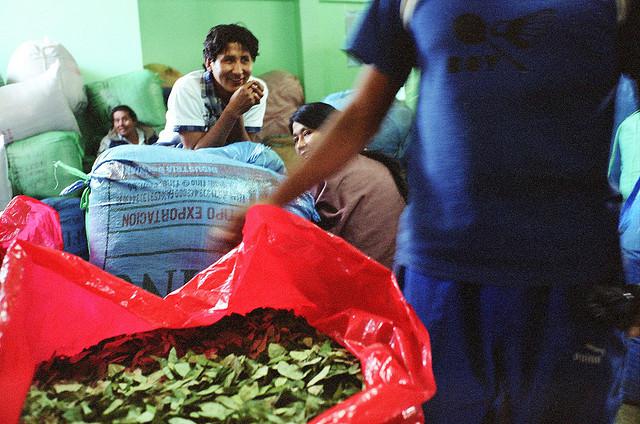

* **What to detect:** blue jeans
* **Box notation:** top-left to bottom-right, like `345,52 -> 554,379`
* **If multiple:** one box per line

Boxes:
401,267 -> 626,424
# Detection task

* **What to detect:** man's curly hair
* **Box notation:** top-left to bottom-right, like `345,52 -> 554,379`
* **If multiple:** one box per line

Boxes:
203,24 -> 259,63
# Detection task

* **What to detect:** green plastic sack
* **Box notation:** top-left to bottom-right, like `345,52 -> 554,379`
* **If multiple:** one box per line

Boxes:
85,70 -> 166,134
6,131 -> 84,199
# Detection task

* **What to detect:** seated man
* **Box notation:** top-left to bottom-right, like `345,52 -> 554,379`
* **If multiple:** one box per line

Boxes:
157,24 -> 268,149
97,105 -> 158,155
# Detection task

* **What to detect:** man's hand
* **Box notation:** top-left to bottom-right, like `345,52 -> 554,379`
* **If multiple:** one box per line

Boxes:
181,80 -> 264,149
206,200 -> 281,254
227,80 -> 264,117
206,205 -> 248,253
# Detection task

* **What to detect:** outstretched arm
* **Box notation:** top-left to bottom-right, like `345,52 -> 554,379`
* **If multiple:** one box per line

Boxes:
267,66 -> 404,207
211,66 -> 406,247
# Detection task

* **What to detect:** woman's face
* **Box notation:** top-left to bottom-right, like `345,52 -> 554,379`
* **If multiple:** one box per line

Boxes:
112,110 -> 137,140
291,122 -> 320,159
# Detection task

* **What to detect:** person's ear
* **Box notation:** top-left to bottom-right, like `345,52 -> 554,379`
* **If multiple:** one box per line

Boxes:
204,57 -> 213,71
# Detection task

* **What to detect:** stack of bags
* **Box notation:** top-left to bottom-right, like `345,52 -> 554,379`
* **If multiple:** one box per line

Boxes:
0,39 -> 86,203
0,39 -> 88,258
1,41 -> 323,298
79,142 -> 317,297
322,89 -> 415,163
0,39 -> 170,261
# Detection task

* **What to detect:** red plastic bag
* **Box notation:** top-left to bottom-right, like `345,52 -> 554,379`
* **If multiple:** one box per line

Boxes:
0,205 -> 435,423
0,195 -> 63,259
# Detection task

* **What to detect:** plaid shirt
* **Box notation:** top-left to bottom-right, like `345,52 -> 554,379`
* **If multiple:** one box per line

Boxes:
200,71 -> 224,131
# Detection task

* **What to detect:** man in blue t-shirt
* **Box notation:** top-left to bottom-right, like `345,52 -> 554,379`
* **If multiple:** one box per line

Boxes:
252,1 -> 640,423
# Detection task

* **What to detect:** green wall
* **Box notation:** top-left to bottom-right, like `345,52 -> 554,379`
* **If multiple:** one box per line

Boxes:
297,0 -> 369,102
138,0 -> 369,102
138,0 -> 302,79
0,0 -> 144,83
0,0 -> 371,100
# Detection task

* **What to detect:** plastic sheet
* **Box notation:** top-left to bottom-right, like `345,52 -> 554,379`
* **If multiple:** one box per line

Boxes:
0,205 -> 435,423
0,195 -> 63,259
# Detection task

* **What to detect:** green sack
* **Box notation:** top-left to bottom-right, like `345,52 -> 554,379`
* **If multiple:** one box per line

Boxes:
85,70 -> 166,134
6,131 -> 84,199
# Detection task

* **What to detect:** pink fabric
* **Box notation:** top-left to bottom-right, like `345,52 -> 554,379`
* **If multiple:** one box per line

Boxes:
314,155 -> 406,268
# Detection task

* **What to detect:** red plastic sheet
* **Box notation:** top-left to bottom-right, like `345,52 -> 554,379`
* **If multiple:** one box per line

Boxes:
0,204 -> 435,423
0,195 -> 63,258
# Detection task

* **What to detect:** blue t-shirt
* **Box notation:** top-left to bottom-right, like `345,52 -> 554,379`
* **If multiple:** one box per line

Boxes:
348,0 -> 639,285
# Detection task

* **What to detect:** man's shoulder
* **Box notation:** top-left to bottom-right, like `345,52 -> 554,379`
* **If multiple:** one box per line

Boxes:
173,70 -> 205,89
168,71 -> 204,104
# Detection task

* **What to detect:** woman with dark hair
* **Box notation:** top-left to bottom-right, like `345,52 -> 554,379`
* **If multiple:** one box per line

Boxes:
290,102 -> 406,268
97,105 -> 158,155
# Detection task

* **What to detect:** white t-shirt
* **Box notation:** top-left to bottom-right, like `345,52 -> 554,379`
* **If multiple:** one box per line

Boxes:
98,127 -> 149,155
158,70 -> 268,144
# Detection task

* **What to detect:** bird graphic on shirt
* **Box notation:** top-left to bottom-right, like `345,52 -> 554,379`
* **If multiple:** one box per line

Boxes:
453,9 -> 557,71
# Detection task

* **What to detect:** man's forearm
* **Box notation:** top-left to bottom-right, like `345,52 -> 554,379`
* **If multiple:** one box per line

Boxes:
227,116 -> 252,143
266,66 -> 402,207
181,109 -> 242,149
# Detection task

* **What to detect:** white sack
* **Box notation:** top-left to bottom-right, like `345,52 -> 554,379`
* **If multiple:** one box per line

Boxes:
0,62 -> 79,143
6,39 -> 87,113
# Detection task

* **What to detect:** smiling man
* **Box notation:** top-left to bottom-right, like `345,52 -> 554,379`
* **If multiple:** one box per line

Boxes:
157,24 -> 268,149
98,105 -> 158,155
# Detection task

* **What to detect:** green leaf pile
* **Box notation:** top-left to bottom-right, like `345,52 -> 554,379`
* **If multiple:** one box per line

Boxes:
21,309 -> 364,423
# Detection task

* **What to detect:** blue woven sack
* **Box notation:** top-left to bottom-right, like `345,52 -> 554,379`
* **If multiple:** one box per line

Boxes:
78,143 -> 317,297
323,90 -> 414,161
41,196 -> 88,260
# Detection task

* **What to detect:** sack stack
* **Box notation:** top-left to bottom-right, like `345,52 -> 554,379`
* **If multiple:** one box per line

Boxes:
84,70 -> 167,148
1,40 -> 85,200
81,142 -> 317,296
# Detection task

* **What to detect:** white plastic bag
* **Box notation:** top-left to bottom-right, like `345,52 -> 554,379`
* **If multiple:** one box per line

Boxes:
6,38 -> 87,113
0,62 -> 79,143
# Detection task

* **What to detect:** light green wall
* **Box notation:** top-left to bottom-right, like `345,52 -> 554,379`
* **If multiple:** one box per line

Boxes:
0,0 -> 144,83
138,0 -> 302,80
0,0 -> 370,101
298,0 -> 369,102
138,0 -> 369,102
